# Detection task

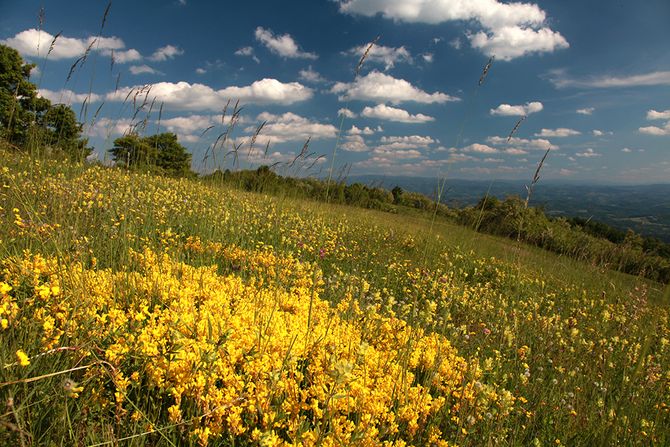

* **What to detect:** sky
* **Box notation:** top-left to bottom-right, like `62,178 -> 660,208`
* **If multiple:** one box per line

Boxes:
1,0 -> 669,183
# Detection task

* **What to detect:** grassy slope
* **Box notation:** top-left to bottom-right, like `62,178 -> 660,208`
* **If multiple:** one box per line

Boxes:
1,152 -> 668,446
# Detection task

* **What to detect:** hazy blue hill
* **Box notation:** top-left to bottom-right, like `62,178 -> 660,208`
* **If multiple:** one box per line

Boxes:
347,175 -> 670,242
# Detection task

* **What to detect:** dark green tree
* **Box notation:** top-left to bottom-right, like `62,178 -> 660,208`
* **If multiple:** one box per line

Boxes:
110,132 -> 192,177
41,104 -> 92,161
110,133 -> 156,168
144,133 -> 192,176
0,44 -> 49,144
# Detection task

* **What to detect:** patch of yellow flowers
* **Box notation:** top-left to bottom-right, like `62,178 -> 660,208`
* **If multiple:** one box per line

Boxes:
1,245 -> 513,445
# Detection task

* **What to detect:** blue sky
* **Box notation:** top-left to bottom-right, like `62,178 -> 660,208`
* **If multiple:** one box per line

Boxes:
1,0 -> 669,182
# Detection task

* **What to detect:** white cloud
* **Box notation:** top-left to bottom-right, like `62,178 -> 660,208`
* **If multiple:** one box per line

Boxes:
449,37 -> 462,50
484,158 -> 504,163
338,108 -> 357,118
468,26 -> 568,61
341,134 -> 369,152
331,71 -> 459,104
39,88 -> 102,103
559,168 -> 575,176
575,148 -> 600,158
129,65 -> 161,75
337,0 -> 568,60
254,26 -> 317,59
504,148 -> 528,155
549,70 -> 670,88
298,66 -> 326,83
1,28 -> 124,60
534,128 -> 580,137
379,135 -> 437,148
88,117 -> 134,138
639,121 -> 670,136
160,115 -> 216,134
490,101 -> 543,116
462,143 -> 498,154
347,125 -> 376,135
647,109 -> 670,120
109,49 -> 142,63
345,44 -> 412,70
149,45 -> 184,62
106,79 -> 313,110
361,104 -> 434,123
248,112 -> 338,145
422,53 -> 434,63
621,147 -> 632,153
486,135 -> 556,150
576,107 -> 594,115
591,129 -> 613,136
195,68 -> 207,75
234,46 -> 260,63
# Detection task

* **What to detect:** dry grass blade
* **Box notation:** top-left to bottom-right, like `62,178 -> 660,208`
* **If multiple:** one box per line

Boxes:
47,31 -> 62,57
355,35 -> 380,76
478,56 -> 494,86
289,137 -> 311,168
110,49 -> 115,72
507,115 -> 526,143
100,1 -> 112,33
524,147 -> 551,208
247,120 -> 267,157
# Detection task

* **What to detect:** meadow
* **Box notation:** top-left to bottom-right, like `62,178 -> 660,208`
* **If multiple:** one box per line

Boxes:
1,151 -> 668,446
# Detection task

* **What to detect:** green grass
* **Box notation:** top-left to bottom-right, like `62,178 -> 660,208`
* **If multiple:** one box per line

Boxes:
0,151 -> 668,446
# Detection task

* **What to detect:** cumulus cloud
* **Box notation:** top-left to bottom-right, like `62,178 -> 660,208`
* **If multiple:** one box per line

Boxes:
468,26 -> 568,61
361,104 -> 434,123
331,71 -> 459,104
337,0 -> 569,60
575,148 -> 600,158
647,109 -> 670,120
111,49 -> 142,63
591,129 -> 613,137
549,70 -> 670,89
461,143 -> 498,154
298,66 -> 327,83
639,122 -> 670,136
347,125 -> 376,135
129,65 -> 161,75
422,53 -> 434,63
106,79 -> 313,110
486,135 -> 556,150
1,28 -> 145,64
621,147 -> 632,153
341,134 -> 369,152
338,108 -> 357,118
490,101 -> 543,116
344,44 -> 412,70
379,135 -> 437,148
39,89 -> 102,103
254,27 -> 317,59
2,28 -> 122,59
149,45 -> 184,62
88,117 -> 135,138
534,128 -> 580,137
247,112 -> 338,145
576,107 -> 594,115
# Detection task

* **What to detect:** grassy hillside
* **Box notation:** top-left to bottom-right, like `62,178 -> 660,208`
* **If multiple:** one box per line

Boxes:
1,151 -> 668,446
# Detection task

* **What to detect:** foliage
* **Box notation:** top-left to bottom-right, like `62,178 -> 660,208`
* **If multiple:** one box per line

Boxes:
0,44 -> 91,161
110,132 -> 192,177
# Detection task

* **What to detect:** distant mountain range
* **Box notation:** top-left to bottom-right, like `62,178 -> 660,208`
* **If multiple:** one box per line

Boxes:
346,176 -> 670,243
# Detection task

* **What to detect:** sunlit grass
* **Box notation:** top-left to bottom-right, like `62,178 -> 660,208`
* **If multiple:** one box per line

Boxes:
0,151 -> 668,446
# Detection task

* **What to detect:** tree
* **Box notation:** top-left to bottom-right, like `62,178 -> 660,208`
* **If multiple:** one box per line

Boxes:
110,133 -> 156,168
0,44 -> 49,144
42,104 -> 92,161
1,44 -> 90,160
391,186 -> 403,204
110,132 -> 192,177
